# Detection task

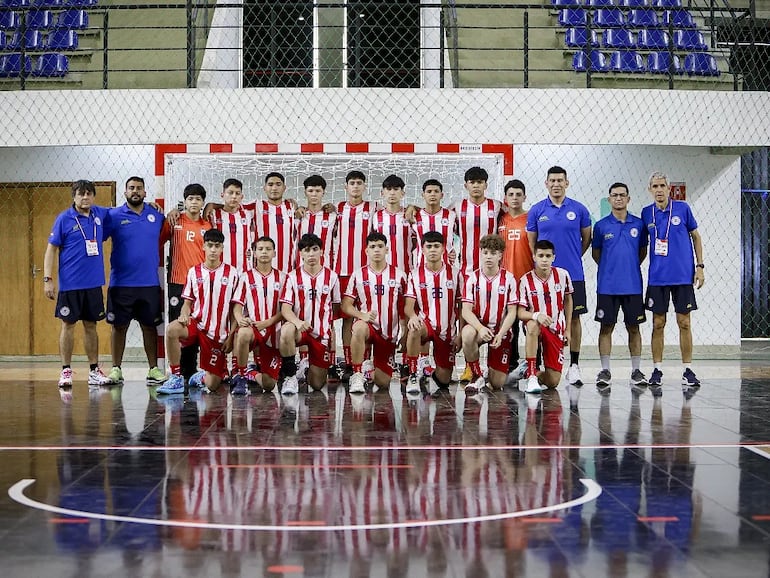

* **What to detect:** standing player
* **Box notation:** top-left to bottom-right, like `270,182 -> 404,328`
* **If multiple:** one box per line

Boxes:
497,179 -> 534,381
209,178 -> 254,272
526,166 -> 591,387
296,174 -> 336,266
342,232 -> 407,394
460,234 -> 519,393
160,183 -> 212,381
641,172 -> 705,388
371,175 -> 413,274
453,167 -> 502,277
250,172 -> 296,273
518,240 -> 574,394
43,179 -> 113,388
412,179 -> 458,267
278,233 -> 341,395
592,183 -> 649,394
230,237 -> 285,395
159,229 -> 240,394
404,232 -> 462,396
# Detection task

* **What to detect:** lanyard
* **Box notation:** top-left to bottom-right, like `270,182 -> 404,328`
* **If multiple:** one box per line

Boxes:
75,214 -> 97,241
652,200 -> 673,241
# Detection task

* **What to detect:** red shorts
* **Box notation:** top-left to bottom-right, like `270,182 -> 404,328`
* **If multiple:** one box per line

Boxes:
487,336 -> 513,374
181,324 -> 227,378
421,324 -> 456,370
539,327 -> 565,374
362,324 -> 397,375
249,327 -> 281,380
298,331 -> 333,369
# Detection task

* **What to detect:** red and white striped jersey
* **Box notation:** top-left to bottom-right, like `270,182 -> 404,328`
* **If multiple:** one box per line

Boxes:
280,266 -> 341,346
371,208 -> 413,273
248,200 -> 295,273
233,267 -> 285,347
453,198 -> 501,275
462,268 -> 519,331
296,208 -> 336,266
182,262 -> 240,342
210,207 -> 254,272
412,207 -> 458,267
344,265 -> 407,343
518,266 -> 574,337
405,264 -> 462,341
333,200 -> 376,277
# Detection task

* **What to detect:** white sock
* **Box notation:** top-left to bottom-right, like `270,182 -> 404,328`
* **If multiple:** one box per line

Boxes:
600,355 -> 610,371
631,356 -> 641,371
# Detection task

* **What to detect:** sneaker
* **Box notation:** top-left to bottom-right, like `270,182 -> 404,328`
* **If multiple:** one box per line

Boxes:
156,374 -> 184,395
146,366 -> 168,385
398,363 -> 410,381
567,383 -> 581,409
509,359 -> 529,381
327,364 -> 341,383
188,370 -> 206,389
596,369 -> 612,387
567,364 -> 583,386
465,375 -> 485,395
230,374 -> 250,396
296,357 -> 309,381
361,359 -> 374,382
406,373 -> 421,396
649,368 -> 663,386
244,366 -> 259,383
650,383 -> 664,398
630,369 -> 648,387
349,372 -> 366,394
681,368 -> 700,387
107,366 -> 124,384
58,367 -> 73,388
340,364 -> 354,382
281,375 -> 299,396
460,365 -> 473,383
88,366 -> 112,386
524,375 -> 542,394
525,393 -> 541,412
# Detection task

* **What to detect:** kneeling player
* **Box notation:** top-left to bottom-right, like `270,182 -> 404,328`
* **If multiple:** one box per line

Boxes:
517,240 -> 573,394
342,232 -> 407,394
461,234 -> 519,393
404,231 -> 462,396
230,236 -> 285,395
278,233 -> 341,395
159,229 -> 240,394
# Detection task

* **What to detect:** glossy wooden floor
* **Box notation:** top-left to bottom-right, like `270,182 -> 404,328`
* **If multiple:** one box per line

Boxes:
1,358 -> 769,577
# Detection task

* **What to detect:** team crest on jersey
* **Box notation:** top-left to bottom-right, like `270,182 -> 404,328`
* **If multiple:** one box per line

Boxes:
498,286 -> 506,294
566,211 -> 577,221
94,217 -> 102,226
388,279 -> 397,287
441,218 -> 450,226
221,278 -> 229,285
241,218 -> 248,225
59,306 -> 70,317
630,228 -> 639,237
554,283 -> 562,291
671,216 -> 681,225
460,211 -> 467,218
419,283 -> 427,289
487,210 -> 496,219
362,212 -> 370,220
147,214 -> 156,223
446,280 -> 454,288
362,280 -> 370,287
196,277 -> 204,284
321,220 -> 329,227
322,285 -> 330,294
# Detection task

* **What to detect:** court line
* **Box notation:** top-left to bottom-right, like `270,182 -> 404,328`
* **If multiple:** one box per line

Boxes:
745,445 -> 770,461
8,478 -> 602,532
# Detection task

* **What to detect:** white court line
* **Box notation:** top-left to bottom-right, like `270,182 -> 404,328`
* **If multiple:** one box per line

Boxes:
8,478 -> 601,532
745,445 -> 770,461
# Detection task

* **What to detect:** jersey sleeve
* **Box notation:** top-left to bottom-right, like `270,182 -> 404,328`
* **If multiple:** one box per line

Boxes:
182,266 -> 197,301
507,274 -> 519,306
683,203 -> 699,232
331,272 -> 341,304
461,272 -> 476,303
405,272 -> 417,300
579,202 -> 592,228
563,269 -> 574,294
525,206 -> 539,233
518,275 -> 531,309
48,212 -> 65,247
279,274 -> 296,305
343,271 -> 358,299
232,272 -> 248,306
591,220 -> 604,250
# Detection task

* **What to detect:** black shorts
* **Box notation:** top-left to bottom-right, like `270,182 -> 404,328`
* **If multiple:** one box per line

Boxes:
56,288 -> 106,323
645,285 -> 698,315
571,280 -> 588,316
107,286 -> 163,327
595,294 -> 646,326
167,283 -> 184,322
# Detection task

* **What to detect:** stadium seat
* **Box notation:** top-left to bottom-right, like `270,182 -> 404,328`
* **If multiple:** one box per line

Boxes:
0,33 -> 5,50
662,10 -> 696,29
652,0 -> 681,6
559,8 -> 587,27
65,0 -> 97,5
33,51 -> 67,76
603,28 -> 635,49
619,0 -> 647,6
33,0 -> 66,6
56,9 -> 88,29
572,50 -> 609,72
627,9 -> 659,27
0,11 -> 20,30
552,0 -> 581,5
9,29 -> 44,50
26,9 -> 54,29
1,0 -> 30,7
609,50 -> 645,72
684,52 -> 719,76
637,29 -> 670,50
674,29 -> 707,51
0,52 -> 32,76
587,0 -> 615,6
593,8 -> 625,28
46,28 -> 77,50
647,51 -> 682,74
565,27 -> 599,48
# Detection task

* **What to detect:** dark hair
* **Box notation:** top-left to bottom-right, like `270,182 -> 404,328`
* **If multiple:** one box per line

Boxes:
223,178 -> 243,190
71,179 -> 96,198
303,174 -> 327,189
479,234 -> 506,253
547,166 -> 567,179
464,166 -> 488,183
265,172 -> 285,184
204,229 -> 225,244
534,239 -> 555,252
345,170 -> 366,183
504,179 -> 526,194
298,233 -> 323,251
125,176 -> 145,188
382,174 -> 405,190
183,183 -> 206,200
253,235 -> 275,249
422,231 -> 445,246
422,179 -> 443,192
608,182 -> 629,195
366,231 -> 388,245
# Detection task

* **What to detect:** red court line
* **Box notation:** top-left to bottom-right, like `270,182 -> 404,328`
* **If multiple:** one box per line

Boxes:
50,518 -> 90,524
286,521 -> 326,526
521,517 -> 563,524
638,516 -> 679,522
210,464 -> 413,470
267,565 -> 304,574
752,515 -> 770,521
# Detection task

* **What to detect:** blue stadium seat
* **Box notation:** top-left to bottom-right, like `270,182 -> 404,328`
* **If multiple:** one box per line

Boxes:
9,29 -> 44,50
627,9 -> 659,27
662,10 -> 696,29
603,28 -> 635,49
65,0 -> 97,5
674,29 -> 707,51
593,8 -> 625,27
637,29 -> 670,50
0,52 -> 32,76
26,9 -> 54,29
56,9 -> 88,29
0,32 -> 5,50
46,28 -> 77,49
33,0 -> 66,6
565,27 -> 599,48
559,8 -> 587,27
2,0 -> 30,7
588,0 -> 615,6
619,0 -> 647,6
552,0 -> 581,5
652,0 -> 681,6
0,11 -> 21,30
33,51 -> 67,76
572,50 -> 609,72
684,52 -> 719,76
647,51 -> 682,74
610,50 -> 645,72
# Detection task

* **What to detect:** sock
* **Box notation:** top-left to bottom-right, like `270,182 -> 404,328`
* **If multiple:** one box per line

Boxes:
352,362 -> 363,373
170,364 -> 181,376
527,357 -> 538,377
600,355 -> 610,371
654,362 -> 662,371
406,355 -> 419,375
683,363 -> 692,372
631,356 -> 641,371
281,356 -> 297,377
89,363 -> 98,371
343,346 -> 352,366
570,351 -> 580,366
468,360 -> 482,379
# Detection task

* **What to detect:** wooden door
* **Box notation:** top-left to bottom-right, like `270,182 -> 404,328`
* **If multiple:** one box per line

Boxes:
0,188 -> 32,354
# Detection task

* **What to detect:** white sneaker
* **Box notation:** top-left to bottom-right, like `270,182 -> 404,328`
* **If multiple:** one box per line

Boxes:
567,364 -> 583,386
525,393 -> 541,411
349,372 -> 366,394
281,375 -> 299,396
58,367 -> 73,387
296,357 -> 309,381
509,359 -> 529,381
465,375 -> 485,395
361,359 -> 374,382
406,374 -> 421,396
88,366 -> 112,386
524,375 -> 542,394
